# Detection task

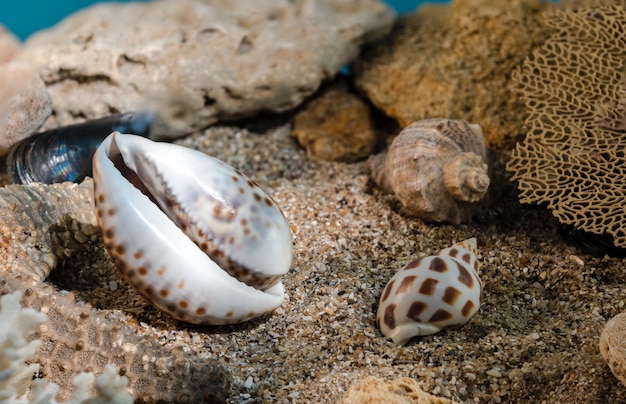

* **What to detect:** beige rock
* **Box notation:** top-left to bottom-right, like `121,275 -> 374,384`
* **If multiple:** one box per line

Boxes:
0,25 -> 19,65
341,376 -> 455,404
0,62 -> 52,156
17,0 -> 395,136
600,312 -> 626,386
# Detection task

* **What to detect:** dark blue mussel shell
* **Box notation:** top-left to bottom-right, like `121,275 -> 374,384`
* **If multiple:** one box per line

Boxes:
6,112 -> 155,185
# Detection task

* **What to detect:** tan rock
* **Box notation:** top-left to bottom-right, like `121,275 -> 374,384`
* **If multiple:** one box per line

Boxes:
18,0 -> 395,136
292,82 -> 377,162
341,376 -> 455,404
0,62 -> 52,156
601,312 -> 626,386
352,0 -> 551,149
0,24 -> 19,65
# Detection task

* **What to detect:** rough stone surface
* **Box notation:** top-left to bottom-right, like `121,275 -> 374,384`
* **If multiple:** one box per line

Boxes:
341,376 -> 455,403
0,25 -> 19,65
352,0 -> 551,149
292,81 -> 377,162
17,0 -> 395,136
506,5 -> 626,248
0,62 -> 52,156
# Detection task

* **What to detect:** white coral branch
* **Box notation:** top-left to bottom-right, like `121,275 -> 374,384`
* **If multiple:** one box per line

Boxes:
0,290 -> 46,402
0,291 -> 133,403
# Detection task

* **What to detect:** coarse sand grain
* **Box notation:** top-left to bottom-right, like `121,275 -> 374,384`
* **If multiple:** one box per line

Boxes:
46,123 -> 626,403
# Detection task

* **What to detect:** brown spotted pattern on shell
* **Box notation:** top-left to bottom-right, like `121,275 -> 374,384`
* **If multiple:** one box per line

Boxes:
367,119 -> 490,224
376,238 -> 482,345
92,132 -> 292,325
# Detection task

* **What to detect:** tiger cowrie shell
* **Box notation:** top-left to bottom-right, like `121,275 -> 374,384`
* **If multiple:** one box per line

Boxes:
92,132 -> 293,324
376,238 -> 482,345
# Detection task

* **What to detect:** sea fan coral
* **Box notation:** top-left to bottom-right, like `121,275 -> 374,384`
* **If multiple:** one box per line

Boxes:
507,5 -> 626,249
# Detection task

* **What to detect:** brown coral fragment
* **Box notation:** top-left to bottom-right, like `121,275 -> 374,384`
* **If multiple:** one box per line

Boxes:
340,376 -> 455,404
600,312 -> 626,386
352,0 -> 551,149
292,83 -> 377,162
0,180 -> 232,402
506,5 -> 626,248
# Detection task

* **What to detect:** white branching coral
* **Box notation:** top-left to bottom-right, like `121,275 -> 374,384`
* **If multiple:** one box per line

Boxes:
0,291 -> 132,404
0,290 -> 46,402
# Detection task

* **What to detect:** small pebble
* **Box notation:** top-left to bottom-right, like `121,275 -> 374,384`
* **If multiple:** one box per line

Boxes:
568,254 -> 584,267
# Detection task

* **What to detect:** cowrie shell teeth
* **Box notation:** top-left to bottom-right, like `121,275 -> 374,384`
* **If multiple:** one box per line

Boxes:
376,238 -> 482,345
92,132 -> 292,324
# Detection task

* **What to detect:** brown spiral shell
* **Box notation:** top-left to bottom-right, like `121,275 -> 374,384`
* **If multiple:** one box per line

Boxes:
367,118 -> 490,224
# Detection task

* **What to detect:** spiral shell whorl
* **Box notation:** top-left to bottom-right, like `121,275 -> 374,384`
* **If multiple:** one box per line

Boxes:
367,119 -> 490,224
444,152 -> 490,202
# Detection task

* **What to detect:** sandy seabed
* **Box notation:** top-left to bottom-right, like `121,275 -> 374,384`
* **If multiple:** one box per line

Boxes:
48,122 -> 626,403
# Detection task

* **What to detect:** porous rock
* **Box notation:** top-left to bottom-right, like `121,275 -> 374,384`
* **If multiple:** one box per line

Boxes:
0,24 -> 20,65
0,62 -> 52,156
292,82 -> 377,162
352,0 -> 551,149
600,312 -> 626,386
0,180 -> 233,402
17,0 -> 395,136
506,5 -> 626,249
340,376 -> 455,404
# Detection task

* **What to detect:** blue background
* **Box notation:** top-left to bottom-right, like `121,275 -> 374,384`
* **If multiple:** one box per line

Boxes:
0,1 -> 448,40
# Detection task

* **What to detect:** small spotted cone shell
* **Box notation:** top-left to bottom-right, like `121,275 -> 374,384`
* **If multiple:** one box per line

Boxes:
367,119 -> 490,224
376,238 -> 482,345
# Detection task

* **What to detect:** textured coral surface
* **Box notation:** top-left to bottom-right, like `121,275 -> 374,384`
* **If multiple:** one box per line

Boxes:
340,376 -> 454,404
352,0 -> 550,149
0,181 -> 232,402
600,312 -> 626,387
507,5 -> 626,248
